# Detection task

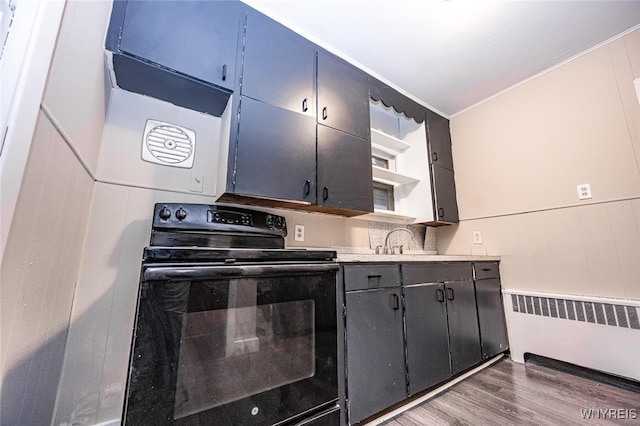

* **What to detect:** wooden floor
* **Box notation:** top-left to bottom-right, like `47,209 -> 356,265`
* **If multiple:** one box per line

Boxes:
378,358 -> 639,426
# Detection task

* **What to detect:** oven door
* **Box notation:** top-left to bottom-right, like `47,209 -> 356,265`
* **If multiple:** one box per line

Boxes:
124,262 -> 340,425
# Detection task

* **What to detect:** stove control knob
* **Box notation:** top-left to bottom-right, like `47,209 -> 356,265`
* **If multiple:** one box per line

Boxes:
159,207 -> 171,220
265,215 -> 274,228
175,208 -> 187,221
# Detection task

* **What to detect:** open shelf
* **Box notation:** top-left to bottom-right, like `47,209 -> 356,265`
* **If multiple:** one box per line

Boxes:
371,128 -> 411,154
372,166 -> 419,186
368,99 -> 434,223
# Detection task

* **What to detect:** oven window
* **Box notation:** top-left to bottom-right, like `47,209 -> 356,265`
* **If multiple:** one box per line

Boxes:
173,279 -> 315,420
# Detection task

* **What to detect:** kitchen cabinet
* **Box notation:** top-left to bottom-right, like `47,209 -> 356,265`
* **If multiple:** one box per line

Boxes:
343,265 -> 406,424
218,10 -> 373,216
225,11 -> 317,204
474,262 -> 509,359
431,165 -> 459,223
106,0 -> 244,116
317,50 -> 371,140
232,96 -> 317,203
426,110 -> 459,223
342,261 -> 501,423
426,110 -> 454,170
404,283 -> 451,395
241,10 -> 316,116
446,279 -> 482,374
402,263 -> 481,392
318,125 -> 373,212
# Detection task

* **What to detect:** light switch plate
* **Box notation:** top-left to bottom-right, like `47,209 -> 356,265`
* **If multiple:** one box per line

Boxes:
190,174 -> 204,193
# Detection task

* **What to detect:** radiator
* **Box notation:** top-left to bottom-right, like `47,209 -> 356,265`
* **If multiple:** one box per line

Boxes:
502,290 -> 640,381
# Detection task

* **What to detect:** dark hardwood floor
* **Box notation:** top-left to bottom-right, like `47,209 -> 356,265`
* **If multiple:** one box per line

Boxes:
378,358 -> 639,426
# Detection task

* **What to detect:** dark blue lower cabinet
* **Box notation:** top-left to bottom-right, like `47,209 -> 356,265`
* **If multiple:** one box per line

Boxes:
345,288 -> 406,424
343,262 -> 494,423
404,283 -> 451,395
446,280 -> 482,375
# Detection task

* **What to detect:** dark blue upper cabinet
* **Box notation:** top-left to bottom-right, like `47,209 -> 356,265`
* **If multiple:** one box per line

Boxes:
241,11 -> 316,117
426,109 -> 454,170
317,51 -> 370,140
106,0 -> 244,116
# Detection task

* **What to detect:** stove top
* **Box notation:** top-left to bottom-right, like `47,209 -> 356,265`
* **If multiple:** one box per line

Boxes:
147,204 -> 336,262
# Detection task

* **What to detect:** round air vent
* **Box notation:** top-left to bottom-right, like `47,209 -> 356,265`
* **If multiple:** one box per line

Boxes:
142,120 -> 196,168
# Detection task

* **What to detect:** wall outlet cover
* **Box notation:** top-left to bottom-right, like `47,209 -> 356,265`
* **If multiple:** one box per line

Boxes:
142,120 -> 195,168
577,183 -> 592,200
472,231 -> 483,244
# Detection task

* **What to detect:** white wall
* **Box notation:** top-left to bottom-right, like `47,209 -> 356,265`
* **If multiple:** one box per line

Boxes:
439,28 -> 640,300
1,110 -> 94,426
1,1 -> 111,424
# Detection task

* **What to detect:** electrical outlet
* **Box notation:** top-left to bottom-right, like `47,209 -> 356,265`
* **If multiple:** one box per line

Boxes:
472,231 -> 483,244
294,224 -> 305,242
577,183 -> 592,200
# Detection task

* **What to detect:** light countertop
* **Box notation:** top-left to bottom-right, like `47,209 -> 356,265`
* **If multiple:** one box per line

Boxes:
336,253 -> 501,263
293,246 -> 500,263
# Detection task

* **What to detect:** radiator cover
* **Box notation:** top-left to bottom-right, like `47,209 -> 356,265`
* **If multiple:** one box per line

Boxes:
503,290 -> 640,381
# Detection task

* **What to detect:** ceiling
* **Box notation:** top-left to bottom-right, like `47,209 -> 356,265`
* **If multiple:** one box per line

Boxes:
244,0 -> 640,117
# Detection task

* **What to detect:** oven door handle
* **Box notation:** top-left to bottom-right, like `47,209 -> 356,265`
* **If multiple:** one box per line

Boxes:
143,263 -> 340,280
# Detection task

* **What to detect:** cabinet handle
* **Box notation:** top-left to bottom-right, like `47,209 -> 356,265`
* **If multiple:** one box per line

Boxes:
323,187 -> 328,201
367,274 -> 382,279
322,107 -> 328,120
302,98 -> 308,112
436,288 -> 445,303
222,64 -> 227,81
438,208 -> 445,218
446,287 -> 454,300
304,180 -> 311,196
391,293 -> 400,310
432,152 -> 438,162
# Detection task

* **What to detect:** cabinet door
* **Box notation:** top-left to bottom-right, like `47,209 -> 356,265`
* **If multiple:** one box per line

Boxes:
426,109 -> 454,170
404,284 -> 451,395
432,164 -> 459,223
233,97 -> 316,203
475,278 -> 509,359
445,280 -> 481,375
119,0 -> 241,91
317,51 -> 370,140
242,11 -> 315,116
345,288 -> 406,424
317,126 -> 373,213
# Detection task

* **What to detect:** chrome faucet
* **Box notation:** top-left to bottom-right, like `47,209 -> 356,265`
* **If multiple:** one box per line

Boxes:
383,227 -> 415,254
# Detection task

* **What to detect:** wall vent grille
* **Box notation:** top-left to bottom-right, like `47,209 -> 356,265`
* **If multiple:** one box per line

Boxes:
511,294 -> 640,330
141,119 -> 195,168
